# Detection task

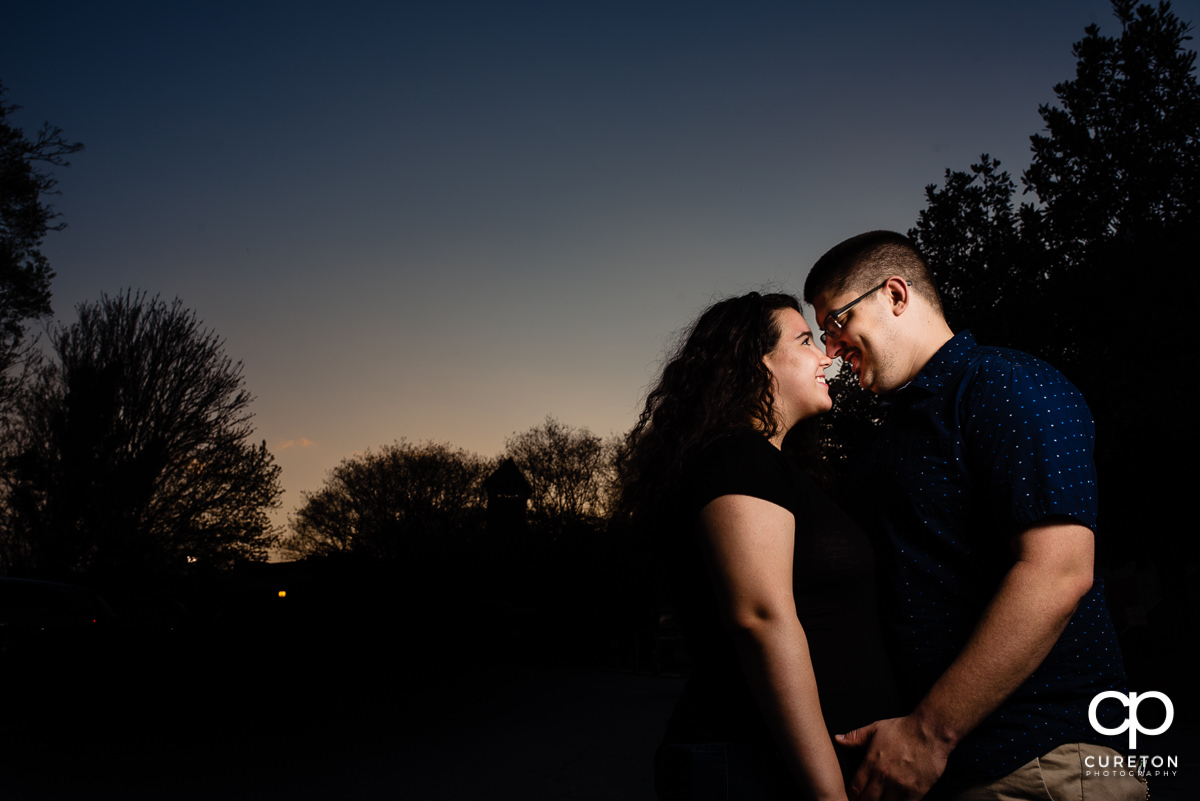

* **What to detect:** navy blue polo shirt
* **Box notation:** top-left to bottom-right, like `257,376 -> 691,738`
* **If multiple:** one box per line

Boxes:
856,331 -> 1127,785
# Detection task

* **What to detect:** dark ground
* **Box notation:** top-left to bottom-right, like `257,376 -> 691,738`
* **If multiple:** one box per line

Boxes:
1,657 -> 682,800
0,565 -> 683,801
1,560 -> 1193,801
5,661 -> 1193,801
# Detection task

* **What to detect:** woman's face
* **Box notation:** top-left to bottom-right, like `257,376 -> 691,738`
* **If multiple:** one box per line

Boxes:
762,308 -> 834,433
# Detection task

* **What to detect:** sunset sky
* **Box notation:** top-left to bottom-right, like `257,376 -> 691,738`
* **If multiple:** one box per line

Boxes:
6,0 -> 1194,526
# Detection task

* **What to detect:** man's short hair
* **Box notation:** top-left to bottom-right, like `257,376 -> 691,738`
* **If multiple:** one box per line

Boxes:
804,230 -> 943,316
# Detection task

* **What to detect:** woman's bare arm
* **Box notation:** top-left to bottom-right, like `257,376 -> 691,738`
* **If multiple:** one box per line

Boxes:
699,493 -> 848,801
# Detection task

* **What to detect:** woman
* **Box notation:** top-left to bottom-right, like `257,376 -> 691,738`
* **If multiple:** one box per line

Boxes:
618,292 -> 894,801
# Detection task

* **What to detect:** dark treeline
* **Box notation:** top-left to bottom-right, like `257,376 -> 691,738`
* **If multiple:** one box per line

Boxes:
270,417 -> 649,671
816,0 -> 1199,714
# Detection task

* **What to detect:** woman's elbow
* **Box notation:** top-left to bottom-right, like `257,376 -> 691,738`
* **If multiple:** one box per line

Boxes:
724,600 -> 795,639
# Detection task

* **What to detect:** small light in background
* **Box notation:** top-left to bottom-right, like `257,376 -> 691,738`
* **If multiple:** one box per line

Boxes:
278,590 -> 287,599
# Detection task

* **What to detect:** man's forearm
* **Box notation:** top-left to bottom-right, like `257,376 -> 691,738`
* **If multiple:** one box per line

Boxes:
841,523 -> 1096,801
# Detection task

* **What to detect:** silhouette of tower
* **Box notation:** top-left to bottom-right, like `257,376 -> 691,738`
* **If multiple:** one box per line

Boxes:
484,458 -> 532,549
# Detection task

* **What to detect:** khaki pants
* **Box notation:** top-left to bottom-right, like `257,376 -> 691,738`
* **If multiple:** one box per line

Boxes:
949,743 -> 1148,801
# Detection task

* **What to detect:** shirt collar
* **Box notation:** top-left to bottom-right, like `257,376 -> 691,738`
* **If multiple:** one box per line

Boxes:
898,330 -> 977,398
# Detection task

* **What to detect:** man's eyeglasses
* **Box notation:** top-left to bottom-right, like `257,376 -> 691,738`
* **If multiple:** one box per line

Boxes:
819,279 -> 911,345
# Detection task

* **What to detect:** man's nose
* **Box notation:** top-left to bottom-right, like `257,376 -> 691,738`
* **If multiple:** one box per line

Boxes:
823,335 -> 843,359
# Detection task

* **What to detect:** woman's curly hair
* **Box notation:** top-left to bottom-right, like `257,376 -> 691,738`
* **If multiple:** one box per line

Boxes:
615,291 -> 800,530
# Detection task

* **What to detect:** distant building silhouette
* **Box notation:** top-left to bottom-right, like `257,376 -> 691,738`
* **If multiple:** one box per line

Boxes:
484,459 -> 532,549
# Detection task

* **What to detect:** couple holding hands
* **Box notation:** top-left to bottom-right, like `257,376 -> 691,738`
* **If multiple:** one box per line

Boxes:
619,231 -> 1146,801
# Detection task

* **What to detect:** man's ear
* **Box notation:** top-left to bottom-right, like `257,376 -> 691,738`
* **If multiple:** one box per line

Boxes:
884,276 -> 910,316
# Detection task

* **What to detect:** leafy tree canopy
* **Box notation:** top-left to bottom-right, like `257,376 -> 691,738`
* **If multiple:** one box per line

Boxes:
283,440 -> 491,561
910,0 -> 1199,364
1026,0 -> 1200,262
899,0 -> 1199,585
503,416 -> 618,539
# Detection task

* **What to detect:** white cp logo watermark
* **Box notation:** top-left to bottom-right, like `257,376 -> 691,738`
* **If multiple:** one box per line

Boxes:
1088,691 -> 1174,749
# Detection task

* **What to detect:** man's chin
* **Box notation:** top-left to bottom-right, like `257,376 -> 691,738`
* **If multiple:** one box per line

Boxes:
857,372 -> 884,395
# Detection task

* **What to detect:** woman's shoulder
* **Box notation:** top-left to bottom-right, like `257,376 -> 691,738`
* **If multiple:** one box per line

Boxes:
698,428 -> 778,460
688,429 -> 803,514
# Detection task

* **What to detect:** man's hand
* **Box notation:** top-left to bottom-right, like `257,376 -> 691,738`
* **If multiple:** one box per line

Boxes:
836,523 -> 1093,801
837,715 -> 953,801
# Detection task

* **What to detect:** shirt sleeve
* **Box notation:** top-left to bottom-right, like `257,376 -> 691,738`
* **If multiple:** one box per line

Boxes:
687,432 -> 800,518
960,354 -> 1099,535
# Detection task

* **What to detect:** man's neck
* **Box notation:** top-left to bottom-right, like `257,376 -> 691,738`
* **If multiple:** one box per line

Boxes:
905,321 -> 955,384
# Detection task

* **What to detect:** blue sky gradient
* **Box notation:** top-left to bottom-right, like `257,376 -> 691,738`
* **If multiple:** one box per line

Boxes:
6,0 -> 1193,523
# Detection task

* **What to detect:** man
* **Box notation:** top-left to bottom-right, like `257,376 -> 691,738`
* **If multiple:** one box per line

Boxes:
804,231 -> 1143,801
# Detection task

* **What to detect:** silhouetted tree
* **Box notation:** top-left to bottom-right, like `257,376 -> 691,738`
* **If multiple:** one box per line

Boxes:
1,291 -> 281,576
911,0 -> 1198,366
803,366 -> 882,497
1026,0 -> 1200,269
282,440 -> 491,561
908,0 -> 1198,476
909,156 -> 1051,354
902,0 -> 1198,694
0,80 -> 83,412
503,417 -> 616,542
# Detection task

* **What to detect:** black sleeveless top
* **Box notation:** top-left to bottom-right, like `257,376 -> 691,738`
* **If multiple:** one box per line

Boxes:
661,431 -> 897,775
